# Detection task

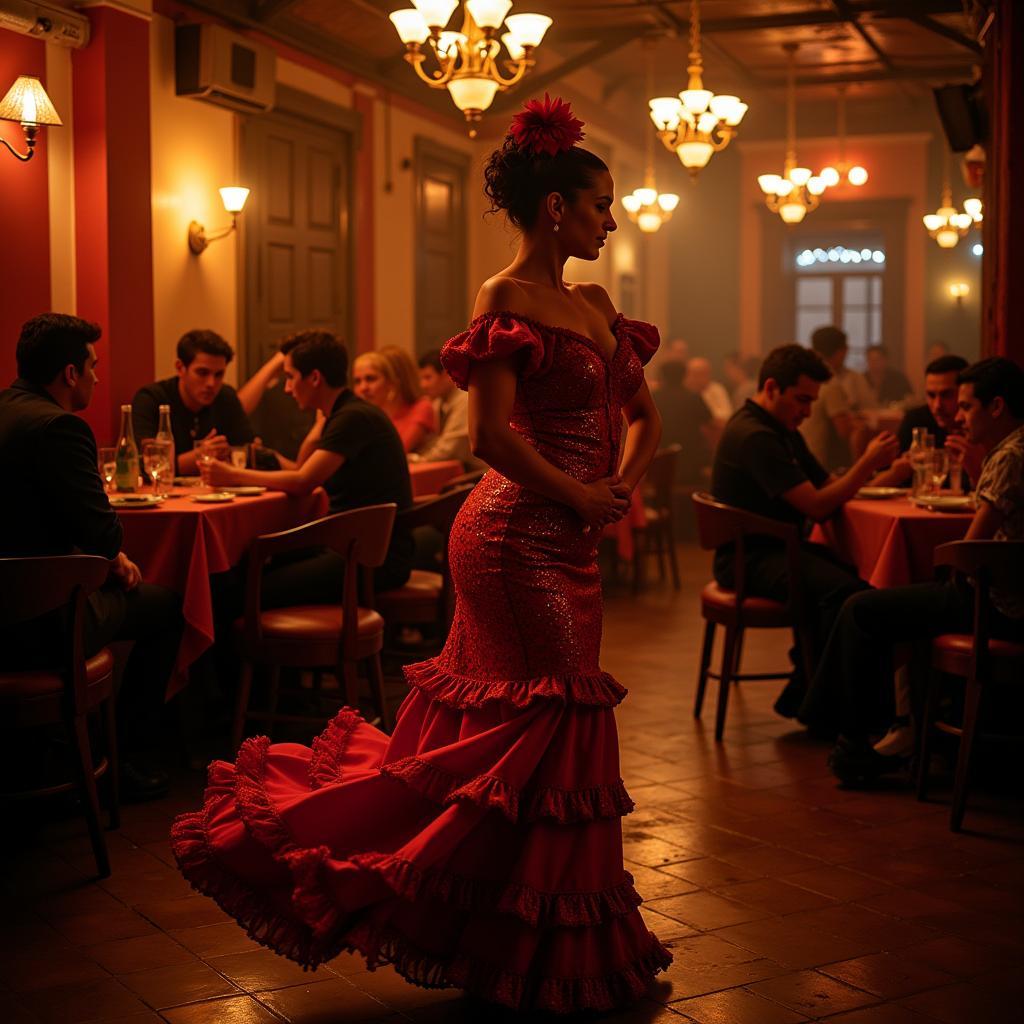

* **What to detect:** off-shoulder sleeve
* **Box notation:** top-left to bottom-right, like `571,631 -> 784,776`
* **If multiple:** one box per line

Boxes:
441,314 -> 549,391
616,316 -> 660,366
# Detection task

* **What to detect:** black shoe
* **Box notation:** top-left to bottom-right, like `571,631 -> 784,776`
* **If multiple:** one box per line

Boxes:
121,761 -> 170,802
827,736 -> 900,787
773,678 -> 805,719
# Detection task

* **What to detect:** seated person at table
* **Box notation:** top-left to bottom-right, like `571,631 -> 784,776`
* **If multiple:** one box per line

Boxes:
712,344 -> 899,717
724,351 -> 759,409
412,349 -> 483,470
808,357 -> 1024,784
200,330 -> 414,596
685,356 -> 731,426
864,344 -> 912,407
352,348 -> 438,454
654,358 -> 714,484
133,330 -> 255,475
800,326 -> 861,471
0,314 -> 183,799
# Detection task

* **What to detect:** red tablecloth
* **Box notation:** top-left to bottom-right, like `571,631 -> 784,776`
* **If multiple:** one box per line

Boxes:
410,460 -> 463,496
814,496 -> 973,588
119,487 -> 327,691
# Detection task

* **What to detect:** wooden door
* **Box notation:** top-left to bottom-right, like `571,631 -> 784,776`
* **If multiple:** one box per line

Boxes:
241,110 -> 352,456
415,138 -> 469,355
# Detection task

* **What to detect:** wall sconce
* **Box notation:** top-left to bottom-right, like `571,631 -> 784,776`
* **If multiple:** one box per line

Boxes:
188,187 -> 250,254
0,76 -> 63,162
948,281 -> 970,304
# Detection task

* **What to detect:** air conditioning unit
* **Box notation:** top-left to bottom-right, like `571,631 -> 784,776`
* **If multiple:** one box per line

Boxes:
175,23 -> 275,114
0,0 -> 89,47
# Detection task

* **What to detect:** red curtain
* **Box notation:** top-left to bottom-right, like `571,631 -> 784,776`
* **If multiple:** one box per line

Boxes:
982,0 -> 1024,362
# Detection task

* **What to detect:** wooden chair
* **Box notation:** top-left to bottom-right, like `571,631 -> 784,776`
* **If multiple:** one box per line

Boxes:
231,504 -> 397,749
0,555 -> 119,878
633,445 -> 682,592
916,540 -> 1024,832
440,468 -> 486,493
691,492 -> 815,741
376,485 -> 474,649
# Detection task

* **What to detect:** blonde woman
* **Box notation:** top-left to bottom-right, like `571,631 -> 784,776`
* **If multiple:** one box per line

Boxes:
351,348 -> 437,452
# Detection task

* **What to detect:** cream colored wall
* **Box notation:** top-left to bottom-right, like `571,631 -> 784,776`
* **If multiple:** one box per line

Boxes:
149,13 -> 239,382
46,43 -> 76,313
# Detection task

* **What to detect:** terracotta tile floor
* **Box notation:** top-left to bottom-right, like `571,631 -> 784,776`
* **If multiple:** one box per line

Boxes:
4,543 -> 1023,1023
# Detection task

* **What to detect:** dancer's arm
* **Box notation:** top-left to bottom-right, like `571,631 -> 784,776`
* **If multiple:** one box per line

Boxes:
468,359 -> 629,528
618,380 -> 662,492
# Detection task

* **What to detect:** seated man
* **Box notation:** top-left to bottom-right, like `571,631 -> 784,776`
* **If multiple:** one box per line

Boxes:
654,358 -> 714,484
712,344 -> 899,717
685,356 -> 732,426
811,357 -> 1024,783
864,344 -> 912,407
132,329 -> 255,475
201,330 -> 414,597
412,349 -> 482,470
0,314 -> 183,799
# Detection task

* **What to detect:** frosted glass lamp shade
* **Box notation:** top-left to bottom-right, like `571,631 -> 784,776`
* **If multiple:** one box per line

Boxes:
680,89 -> 711,114
637,211 -> 663,233
774,179 -> 794,197
447,77 -> 499,112
503,13 -> 551,46
657,192 -> 679,212
952,213 -> 973,230
390,9 -> 430,43
412,0 -> 458,28
677,141 -> 713,168
465,0 -> 512,28
806,176 -> 826,196
820,166 -> 840,187
709,94 -> 740,121
725,101 -> 748,126
789,166 -> 812,187
696,111 -> 719,134
634,187 -> 657,206
501,32 -> 525,59
757,174 -> 782,194
219,187 -> 250,213
779,201 -> 807,224
922,214 -> 943,232
621,194 -> 642,214
936,228 -> 959,248
963,197 -> 983,221
649,97 -> 681,130
0,76 -> 62,126
847,165 -> 868,186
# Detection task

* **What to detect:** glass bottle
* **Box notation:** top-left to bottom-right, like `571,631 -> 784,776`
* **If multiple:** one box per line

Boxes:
155,403 -> 176,480
908,427 -> 933,498
114,404 -> 140,493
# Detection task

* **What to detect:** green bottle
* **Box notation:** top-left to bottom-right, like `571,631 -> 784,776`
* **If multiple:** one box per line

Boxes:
114,404 -> 140,492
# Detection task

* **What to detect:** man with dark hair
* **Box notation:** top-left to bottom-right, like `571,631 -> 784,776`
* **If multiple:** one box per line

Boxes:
202,331 -> 414,596
413,349 -> 478,468
811,357 -> 1024,784
800,325 -> 864,470
654,359 -> 714,484
132,329 -> 254,475
0,314 -> 182,799
712,344 -> 899,717
865,344 -> 912,406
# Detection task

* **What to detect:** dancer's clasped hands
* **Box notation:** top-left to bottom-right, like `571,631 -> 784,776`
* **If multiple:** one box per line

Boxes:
574,473 -> 632,529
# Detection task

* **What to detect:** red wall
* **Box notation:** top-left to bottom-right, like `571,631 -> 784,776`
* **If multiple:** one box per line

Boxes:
0,32 -> 51,384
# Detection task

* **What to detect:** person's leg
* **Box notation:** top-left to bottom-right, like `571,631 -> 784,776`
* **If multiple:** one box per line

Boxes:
261,548 -> 347,609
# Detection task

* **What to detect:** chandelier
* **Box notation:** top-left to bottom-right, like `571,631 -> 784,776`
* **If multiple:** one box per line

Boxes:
757,43 -> 831,224
819,85 -> 868,188
622,56 -> 680,233
923,183 -> 981,248
647,0 -> 747,179
389,0 -> 551,130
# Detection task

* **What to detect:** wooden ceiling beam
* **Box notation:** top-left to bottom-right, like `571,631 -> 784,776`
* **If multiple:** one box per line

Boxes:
906,13 -> 982,55
249,0 -> 299,21
828,0 -> 895,71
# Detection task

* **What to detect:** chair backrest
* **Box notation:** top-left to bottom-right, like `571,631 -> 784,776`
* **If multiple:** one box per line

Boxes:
691,491 -> 797,552
645,445 -> 681,509
0,555 -> 109,626
440,468 -> 486,493
398,485 -> 473,533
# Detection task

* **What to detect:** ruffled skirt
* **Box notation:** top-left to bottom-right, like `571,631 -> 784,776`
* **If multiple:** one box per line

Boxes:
171,662 -> 672,1014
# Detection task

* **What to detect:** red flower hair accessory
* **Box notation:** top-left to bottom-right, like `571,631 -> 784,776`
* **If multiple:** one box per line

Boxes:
508,94 -> 585,156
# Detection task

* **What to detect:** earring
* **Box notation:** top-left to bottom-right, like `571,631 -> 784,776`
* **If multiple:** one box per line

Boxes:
553,224 -> 560,233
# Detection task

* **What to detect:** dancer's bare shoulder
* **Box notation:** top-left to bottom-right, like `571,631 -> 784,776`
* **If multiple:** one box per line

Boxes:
473,276 -> 532,318
569,282 -> 618,324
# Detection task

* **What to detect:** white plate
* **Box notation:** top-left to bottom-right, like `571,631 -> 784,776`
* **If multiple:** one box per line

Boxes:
191,492 -> 236,504
911,495 -> 974,512
857,487 -> 908,499
110,495 -> 163,509
222,486 -> 267,496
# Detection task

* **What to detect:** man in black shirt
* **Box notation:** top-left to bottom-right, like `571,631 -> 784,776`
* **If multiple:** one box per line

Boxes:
132,330 -> 254,475
712,345 -> 898,717
0,314 -> 182,798
201,330 -> 413,597
653,359 -> 713,484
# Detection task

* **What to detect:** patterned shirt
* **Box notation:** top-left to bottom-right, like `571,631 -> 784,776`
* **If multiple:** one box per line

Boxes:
975,424 -> 1024,617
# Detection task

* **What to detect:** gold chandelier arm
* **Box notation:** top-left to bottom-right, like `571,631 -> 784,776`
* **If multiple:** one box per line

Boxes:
407,50 -> 456,87
487,58 -> 531,88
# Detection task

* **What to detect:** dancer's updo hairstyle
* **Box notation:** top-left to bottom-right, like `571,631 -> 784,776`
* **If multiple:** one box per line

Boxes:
483,95 -> 607,230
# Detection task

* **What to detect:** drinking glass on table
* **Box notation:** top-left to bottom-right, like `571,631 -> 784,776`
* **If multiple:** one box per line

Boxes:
928,448 -> 949,497
946,446 -> 965,496
229,445 -> 247,469
98,447 -> 117,494
142,440 -> 172,498
194,439 -> 215,491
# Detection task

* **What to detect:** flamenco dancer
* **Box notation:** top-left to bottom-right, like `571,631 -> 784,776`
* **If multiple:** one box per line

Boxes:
172,95 -> 672,1014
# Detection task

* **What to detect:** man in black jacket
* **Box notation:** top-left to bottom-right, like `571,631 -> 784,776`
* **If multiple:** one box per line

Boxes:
0,314 -> 182,799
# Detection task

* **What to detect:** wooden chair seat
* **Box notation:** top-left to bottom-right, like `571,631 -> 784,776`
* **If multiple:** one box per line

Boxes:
376,570 -> 443,623
240,606 -> 385,644
700,582 -> 791,628
0,649 -> 114,700
931,633 -> 1024,677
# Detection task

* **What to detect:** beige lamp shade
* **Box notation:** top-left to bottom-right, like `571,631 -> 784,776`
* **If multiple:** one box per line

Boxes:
0,76 -> 62,127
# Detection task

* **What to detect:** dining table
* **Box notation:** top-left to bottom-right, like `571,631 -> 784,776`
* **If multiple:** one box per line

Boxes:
409,460 -> 463,496
118,486 -> 328,693
814,492 -> 974,588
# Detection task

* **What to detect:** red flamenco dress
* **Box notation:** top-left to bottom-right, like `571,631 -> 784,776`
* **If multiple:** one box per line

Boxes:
171,312 -> 673,1013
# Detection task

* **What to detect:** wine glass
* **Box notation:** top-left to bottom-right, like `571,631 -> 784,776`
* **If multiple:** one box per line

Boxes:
194,440 -> 215,492
143,440 -> 172,498
98,447 -> 117,494
929,449 -> 949,497
230,445 -> 247,469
